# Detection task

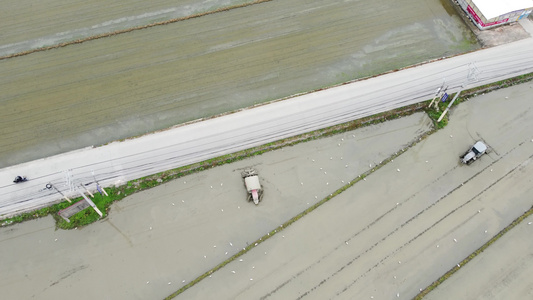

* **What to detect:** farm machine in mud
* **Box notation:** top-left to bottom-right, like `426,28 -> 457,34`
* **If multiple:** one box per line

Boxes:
241,168 -> 263,205
460,141 -> 488,165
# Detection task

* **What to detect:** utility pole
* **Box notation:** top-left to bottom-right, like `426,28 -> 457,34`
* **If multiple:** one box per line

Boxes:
436,63 -> 480,123
47,183 -> 71,203
428,79 -> 446,108
78,190 -> 103,217
437,88 -> 463,122
92,171 -> 109,196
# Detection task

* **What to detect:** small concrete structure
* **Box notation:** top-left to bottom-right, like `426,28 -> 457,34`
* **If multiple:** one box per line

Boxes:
456,0 -> 533,30
58,200 -> 90,223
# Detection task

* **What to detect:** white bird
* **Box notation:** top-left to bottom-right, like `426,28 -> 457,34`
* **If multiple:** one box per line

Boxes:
450,135 -> 453,138
172,203 -> 175,206
363,178 -> 367,181
221,209 -> 224,212
436,245 -> 439,248
398,261 -> 401,264
397,169 -> 400,172
232,271 -> 236,274
214,245 -> 217,248
250,278 -> 253,281
184,181 -> 186,184
210,186 -> 213,188
204,255 -> 207,258
149,227 -> 152,230
425,161 -> 428,163
453,238 -> 457,243
229,242 -> 233,246
315,196 -> 318,199
330,157 -> 333,160
168,282 -> 171,285
146,281 -> 150,284
397,292 -> 400,298
326,182 -> 329,185
220,183 -> 223,186
312,159 -> 315,162
182,280 -> 186,283
54,239 -> 58,242
225,252 -> 228,255
457,264 -> 460,267
345,164 -> 348,168
301,182 -> 304,185
239,259 -> 243,262
345,241 -> 349,245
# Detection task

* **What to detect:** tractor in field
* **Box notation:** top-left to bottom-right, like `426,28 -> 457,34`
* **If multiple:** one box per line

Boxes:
241,168 -> 263,205
460,141 -> 488,165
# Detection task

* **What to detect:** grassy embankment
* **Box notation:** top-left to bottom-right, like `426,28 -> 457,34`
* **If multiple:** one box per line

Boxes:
1,72 -> 531,231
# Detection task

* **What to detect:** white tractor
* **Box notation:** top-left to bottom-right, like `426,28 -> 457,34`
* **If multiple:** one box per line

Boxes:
460,141 -> 488,165
241,168 -> 263,205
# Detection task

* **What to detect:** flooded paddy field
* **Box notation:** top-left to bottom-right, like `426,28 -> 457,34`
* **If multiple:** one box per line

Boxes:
0,0 -> 479,167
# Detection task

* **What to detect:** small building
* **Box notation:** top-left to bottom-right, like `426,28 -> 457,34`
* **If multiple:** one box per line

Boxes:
456,0 -> 533,30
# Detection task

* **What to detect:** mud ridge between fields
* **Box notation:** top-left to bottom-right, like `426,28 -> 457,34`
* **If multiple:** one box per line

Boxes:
265,140 -> 530,299
0,0 -> 274,61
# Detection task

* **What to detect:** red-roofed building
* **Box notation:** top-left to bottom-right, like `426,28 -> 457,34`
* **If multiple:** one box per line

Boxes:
456,0 -> 533,30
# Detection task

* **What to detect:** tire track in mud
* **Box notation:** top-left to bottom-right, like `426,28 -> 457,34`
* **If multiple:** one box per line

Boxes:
330,142 -> 531,298
334,148 -> 533,298
263,140 -> 529,299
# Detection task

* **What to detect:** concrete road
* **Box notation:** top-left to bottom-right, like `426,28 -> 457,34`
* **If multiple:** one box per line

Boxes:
0,113 -> 432,300
0,0 -> 478,167
177,81 -> 533,299
1,19 -> 531,217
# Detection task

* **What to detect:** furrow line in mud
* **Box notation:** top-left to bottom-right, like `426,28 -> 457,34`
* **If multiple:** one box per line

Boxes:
0,0 -> 274,61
